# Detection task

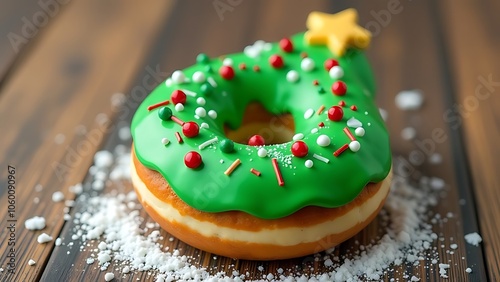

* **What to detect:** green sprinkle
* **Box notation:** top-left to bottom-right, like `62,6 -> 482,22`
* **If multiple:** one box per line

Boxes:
219,139 -> 235,153
158,107 -> 172,121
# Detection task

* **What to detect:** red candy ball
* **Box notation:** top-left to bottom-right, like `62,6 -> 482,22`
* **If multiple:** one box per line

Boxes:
291,141 -> 308,157
331,81 -> 347,96
219,65 -> 235,80
328,106 -> 344,121
171,90 -> 187,104
182,121 -> 199,138
324,59 -> 339,71
269,55 -> 284,68
184,151 -> 202,169
248,135 -> 265,146
279,38 -> 293,52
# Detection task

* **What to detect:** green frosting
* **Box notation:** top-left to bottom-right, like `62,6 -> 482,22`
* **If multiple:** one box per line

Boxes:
131,33 -> 391,219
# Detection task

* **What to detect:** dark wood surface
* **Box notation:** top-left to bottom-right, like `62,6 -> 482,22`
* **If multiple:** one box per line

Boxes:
0,0 -> 498,281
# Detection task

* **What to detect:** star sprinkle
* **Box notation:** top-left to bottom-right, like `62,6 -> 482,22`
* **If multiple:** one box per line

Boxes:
305,9 -> 371,56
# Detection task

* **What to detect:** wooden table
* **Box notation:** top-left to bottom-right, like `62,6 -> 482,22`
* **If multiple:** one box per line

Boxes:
1,0 -> 498,281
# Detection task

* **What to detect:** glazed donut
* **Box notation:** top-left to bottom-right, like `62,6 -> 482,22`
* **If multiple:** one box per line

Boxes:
131,9 -> 392,260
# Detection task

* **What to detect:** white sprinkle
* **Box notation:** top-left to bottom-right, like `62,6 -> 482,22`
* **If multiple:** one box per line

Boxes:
198,137 -> 218,150
300,57 -> 315,71
355,127 -> 365,137
28,259 -> 36,266
98,241 -> 108,250
401,127 -> 417,140
305,160 -> 313,168
466,267 -> 472,273
171,70 -> 185,84
181,89 -> 197,97
349,141 -> 361,152
55,238 -> 62,246
196,97 -> 206,106
439,263 -> 450,278
292,133 -> 304,141
192,71 -> 206,83
52,191 -> 65,202
395,89 -> 424,110
304,108 -> 314,119
200,122 -> 209,129
37,233 -> 53,244
207,77 -> 217,88
222,58 -> 233,66
257,148 -> 267,158
410,276 -> 420,281
379,108 -> 388,121
286,70 -> 299,83
164,78 -> 172,87
174,103 -> 184,112
25,216 -> 46,230
208,110 -> 217,119
464,232 -> 482,246
104,272 -> 115,281
311,128 -> 318,134
313,154 -> 330,163
195,107 -> 206,117
98,253 -> 111,264
316,135 -> 331,147
122,266 -> 130,274
347,117 -> 363,128
63,214 -> 71,221
329,66 -> 344,79
450,243 -> 458,250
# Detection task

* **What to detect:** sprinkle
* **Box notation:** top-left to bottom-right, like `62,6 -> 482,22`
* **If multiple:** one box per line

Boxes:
37,233 -> 53,244
196,97 -> 206,106
222,58 -> 233,66
313,153 -> 330,163
253,65 -> 260,72
305,160 -> 313,168
174,103 -> 184,112
349,141 -> 361,152
181,89 -> 197,97
195,107 -> 206,117
311,128 -> 318,134
343,127 -> 356,141
207,77 -> 218,88
28,259 -> 36,266
208,110 -> 217,119
318,122 -> 325,127
300,57 -> 315,71
239,63 -> 246,70
250,168 -> 261,176
355,127 -> 365,137
286,70 -> 299,83
175,132 -> 183,143
329,66 -> 344,79
271,158 -> 284,186
300,52 -> 308,58
338,100 -> 346,107
347,117 -> 363,128
224,159 -> 241,176
333,143 -> 349,157
161,138 -> 170,145
292,133 -> 304,141
200,122 -> 209,129
192,71 -> 206,83
316,135 -> 331,147
147,100 -> 170,111
198,137 -> 218,150
350,105 -> 357,111
317,105 -> 325,115
257,148 -> 267,157
171,70 -> 186,84
304,109 -> 314,119
313,80 -> 319,86
171,115 -> 185,126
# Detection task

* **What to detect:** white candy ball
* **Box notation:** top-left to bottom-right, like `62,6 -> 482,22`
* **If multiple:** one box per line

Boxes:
195,107 -> 206,117
301,58 -> 315,72
316,135 -> 331,147
175,103 -> 184,112
223,58 -> 233,66
257,148 -> 267,158
161,138 -> 170,145
292,133 -> 304,141
171,70 -> 185,84
305,160 -> 313,168
196,97 -> 206,106
208,110 -> 217,119
349,141 -> 361,152
286,70 -> 299,83
329,66 -> 344,79
192,71 -> 206,83
200,122 -> 209,129
355,127 -> 365,137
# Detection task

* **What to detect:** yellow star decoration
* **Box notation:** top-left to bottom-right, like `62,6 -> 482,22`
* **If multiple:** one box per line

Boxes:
305,9 -> 371,57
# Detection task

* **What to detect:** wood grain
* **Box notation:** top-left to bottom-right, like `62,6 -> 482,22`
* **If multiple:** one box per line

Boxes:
438,0 -> 500,280
0,0 -> 174,281
0,0 -> 496,281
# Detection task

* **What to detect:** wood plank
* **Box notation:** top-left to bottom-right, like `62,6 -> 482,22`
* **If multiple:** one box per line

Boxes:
437,0 -> 500,280
0,0 -> 174,281
0,1 -> 71,83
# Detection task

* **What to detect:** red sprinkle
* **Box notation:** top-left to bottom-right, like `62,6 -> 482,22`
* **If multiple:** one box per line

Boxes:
171,90 -> 187,105
327,106 -> 344,121
175,132 -> 183,143
272,158 -> 285,186
184,151 -> 202,168
279,38 -> 293,52
324,59 -> 339,71
182,121 -> 199,138
239,63 -> 247,70
250,168 -> 261,176
318,122 -> 325,127
253,65 -> 260,72
147,100 -> 170,111
338,100 -> 346,107
350,105 -> 357,111
332,81 -> 347,96
269,55 -> 284,68
343,127 -> 356,141
219,65 -> 235,80
291,141 -> 308,157
333,143 -> 349,157
313,80 -> 319,86
248,135 -> 265,146
171,115 -> 185,126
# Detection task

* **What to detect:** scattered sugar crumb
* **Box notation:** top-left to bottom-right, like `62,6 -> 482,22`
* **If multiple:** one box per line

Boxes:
395,89 -> 424,110
28,259 -> 36,266
52,191 -> 65,202
37,233 -> 53,244
464,232 -> 482,246
104,272 -> 115,281
466,267 -> 472,273
25,216 -> 46,230
439,263 -> 450,278
55,238 -> 62,246
450,243 -> 458,250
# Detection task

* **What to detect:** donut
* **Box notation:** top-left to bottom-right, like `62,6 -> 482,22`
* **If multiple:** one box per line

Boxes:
130,9 -> 392,260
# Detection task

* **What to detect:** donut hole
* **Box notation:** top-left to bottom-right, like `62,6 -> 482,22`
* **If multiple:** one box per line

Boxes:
224,102 -> 295,145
